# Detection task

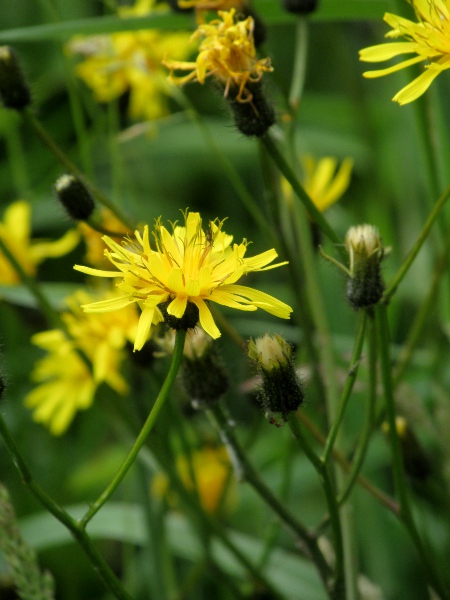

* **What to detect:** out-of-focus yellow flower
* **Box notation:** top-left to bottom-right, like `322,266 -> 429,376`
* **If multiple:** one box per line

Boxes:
152,446 -> 233,514
164,9 -> 272,103
74,210 -> 292,350
78,208 -> 131,268
25,288 -> 142,435
68,0 -> 192,121
178,0 -> 245,23
283,155 -> 353,213
359,0 -> 450,105
0,200 -> 79,285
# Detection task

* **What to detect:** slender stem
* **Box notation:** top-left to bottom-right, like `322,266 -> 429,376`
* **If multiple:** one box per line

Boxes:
393,227 -> 450,387
288,18 -> 308,116
288,415 -> 345,598
299,412 -> 399,515
382,180 -> 450,303
0,413 -> 132,600
20,108 -> 135,231
79,329 -> 186,528
206,403 -> 332,591
338,312 -> 377,507
322,311 -> 367,463
261,133 -> 344,255
171,88 -> 276,246
376,304 -> 449,599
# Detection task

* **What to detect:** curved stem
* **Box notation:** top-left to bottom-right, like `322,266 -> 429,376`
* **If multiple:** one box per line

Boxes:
382,180 -> 450,303
20,108 -> 135,231
206,403 -> 332,592
322,310 -> 367,463
288,414 -> 345,598
376,304 -> 449,599
0,413 -> 132,600
338,312 -> 377,507
79,329 -> 186,528
261,133 -> 344,255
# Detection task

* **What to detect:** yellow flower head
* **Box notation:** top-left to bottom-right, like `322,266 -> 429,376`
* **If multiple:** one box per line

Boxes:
283,155 -> 353,213
74,210 -> 292,351
152,446 -> 234,514
25,288 -> 142,435
0,200 -> 79,285
163,9 -> 273,103
67,0 -> 192,121
359,0 -> 450,105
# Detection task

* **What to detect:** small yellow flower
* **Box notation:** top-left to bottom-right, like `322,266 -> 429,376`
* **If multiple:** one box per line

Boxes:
0,200 -> 79,285
68,0 -> 192,121
163,9 -> 273,103
359,0 -> 450,105
25,288 -> 142,435
74,210 -> 292,351
152,446 -> 233,514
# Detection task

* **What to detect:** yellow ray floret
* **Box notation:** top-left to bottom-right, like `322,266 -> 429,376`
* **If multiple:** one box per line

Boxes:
359,0 -> 450,104
74,211 -> 292,350
163,9 -> 272,103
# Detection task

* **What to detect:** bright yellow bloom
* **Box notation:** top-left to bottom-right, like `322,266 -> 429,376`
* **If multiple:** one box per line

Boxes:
74,210 -> 292,351
78,208 -> 131,267
359,0 -> 450,105
164,9 -> 273,103
152,446 -> 234,514
25,288 -> 141,435
0,200 -> 79,285
283,155 -> 353,213
68,0 -> 192,121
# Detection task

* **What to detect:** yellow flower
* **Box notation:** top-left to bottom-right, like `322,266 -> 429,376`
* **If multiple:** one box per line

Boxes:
282,155 -> 353,213
152,446 -> 234,514
68,0 -> 192,121
0,200 -> 79,285
74,210 -> 292,351
359,0 -> 450,105
163,9 -> 273,103
78,208 -> 131,267
25,288 -> 142,435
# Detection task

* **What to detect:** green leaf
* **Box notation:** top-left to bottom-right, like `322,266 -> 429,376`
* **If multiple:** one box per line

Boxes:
20,503 -> 328,600
0,283 -> 80,309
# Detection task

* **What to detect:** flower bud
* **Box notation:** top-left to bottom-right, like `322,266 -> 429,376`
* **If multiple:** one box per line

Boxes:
382,416 -> 432,481
55,174 -> 95,221
0,46 -> 31,110
248,334 -> 304,424
282,0 -> 319,15
345,224 -> 384,309
228,81 -> 275,137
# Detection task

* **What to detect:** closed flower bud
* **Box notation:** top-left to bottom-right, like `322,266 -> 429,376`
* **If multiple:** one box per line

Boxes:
282,0 -> 319,15
55,174 -> 95,221
382,416 -> 432,481
0,46 -> 31,110
345,224 -> 384,309
228,80 -> 275,137
248,334 -> 304,424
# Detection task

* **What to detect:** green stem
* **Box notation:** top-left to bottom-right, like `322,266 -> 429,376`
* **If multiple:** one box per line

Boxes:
206,403 -> 332,592
299,413 -> 399,516
338,312 -> 377,507
0,413 -> 132,600
261,133 -> 344,256
79,329 -> 186,528
171,88 -> 276,246
382,180 -> 450,303
288,18 -> 308,117
393,227 -> 450,387
322,310 -> 367,463
376,304 -> 449,599
288,415 -> 345,598
20,108 -> 135,231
